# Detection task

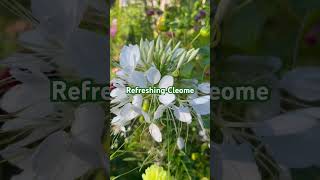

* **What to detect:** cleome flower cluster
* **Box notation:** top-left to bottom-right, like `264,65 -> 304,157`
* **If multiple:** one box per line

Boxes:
111,37 -> 210,148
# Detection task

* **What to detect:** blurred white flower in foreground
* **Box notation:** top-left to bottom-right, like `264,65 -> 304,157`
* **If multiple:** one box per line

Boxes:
1,103 -> 106,180
0,0 -> 108,179
213,56 -> 320,180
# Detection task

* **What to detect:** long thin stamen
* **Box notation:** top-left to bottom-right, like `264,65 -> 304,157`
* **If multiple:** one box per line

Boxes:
230,129 -> 261,141
281,97 -> 311,108
11,0 -> 38,24
167,108 -> 178,135
0,0 -> 38,25
256,158 -> 277,180
223,121 -> 258,128
0,129 -> 31,146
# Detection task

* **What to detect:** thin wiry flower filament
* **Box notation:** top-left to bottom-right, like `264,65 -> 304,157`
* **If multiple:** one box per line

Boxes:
19,40 -> 63,56
229,129 -> 261,142
0,0 -> 38,25
0,148 -> 32,166
166,108 -> 178,136
0,76 -> 14,84
220,120 -> 258,128
11,0 -> 38,23
232,130 -> 281,178
281,97 -> 312,108
256,158 -> 277,179
140,151 -> 158,172
110,140 -> 126,160
0,128 -> 31,146
191,111 -> 209,140
256,152 -> 280,175
0,114 -> 16,122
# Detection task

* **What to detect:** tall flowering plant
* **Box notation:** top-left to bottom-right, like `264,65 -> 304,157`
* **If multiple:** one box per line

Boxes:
110,37 -> 210,179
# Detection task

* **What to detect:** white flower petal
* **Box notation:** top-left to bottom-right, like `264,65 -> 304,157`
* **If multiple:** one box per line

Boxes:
120,45 -> 140,72
0,84 -> 49,114
177,137 -> 185,150
174,106 -> 192,124
159,75 -> 174,88
159,94 -> 176,105
69,137 -> 104,168
72,103 -> 105,147
149,123 -> 162,142
187,92 -> 199,100
9,68 -> 49,85
146,67 -> 161,85
17,101 -> 54,118
154,105 -> 167,120
128,71 -> 147,88
110,88 -> 128,104
18,28 -> 57,52
32,131 -> 70,176
0,146 -> 33,170
262,127 -> 320,168
280,67 -> 320,101
1,54 -> 54,73
219,144 -> 262,180
32,131 -> 92,180
9,124 -> 62,148
110,87 -> 125,98
132,94 -> 143,108
31,0 -> 86,40
120,103 -> 140,121
111,78 -> 126,88
141,111 -> 151,123
2,117 -> 49,132
65,29 -> 108,83
116,70 -> 128,80
111,116 -> 122,125
111,101 -> 128,115
190,95 -> 210,115
254,108 -> 320,136
198,83 -> 210,94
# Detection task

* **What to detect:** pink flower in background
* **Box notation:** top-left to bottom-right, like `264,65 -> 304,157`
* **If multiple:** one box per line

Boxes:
110,19 -> 118,38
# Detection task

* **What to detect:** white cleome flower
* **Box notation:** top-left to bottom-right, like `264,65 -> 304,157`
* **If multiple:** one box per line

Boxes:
111,38 -> 209,147
1,103 -> 106,180
213,56 -> 320,179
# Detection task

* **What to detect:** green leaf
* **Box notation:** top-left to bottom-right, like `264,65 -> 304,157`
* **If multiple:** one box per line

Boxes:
180,63 -> 194,78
